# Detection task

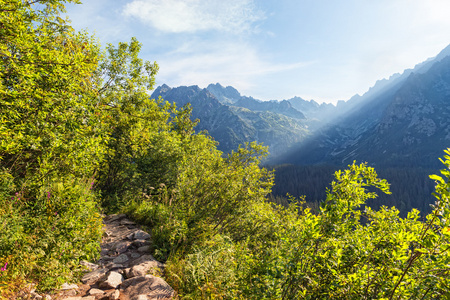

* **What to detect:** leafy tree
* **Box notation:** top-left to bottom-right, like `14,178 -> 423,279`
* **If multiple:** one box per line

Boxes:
1,0 -> 105,186
0,0 -> 103,293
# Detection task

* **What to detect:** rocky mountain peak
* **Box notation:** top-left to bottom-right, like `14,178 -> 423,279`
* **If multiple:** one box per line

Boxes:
207,83 -> 242,104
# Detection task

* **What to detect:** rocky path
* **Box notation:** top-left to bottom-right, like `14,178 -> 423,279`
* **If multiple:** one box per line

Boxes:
54,214 -> 175,300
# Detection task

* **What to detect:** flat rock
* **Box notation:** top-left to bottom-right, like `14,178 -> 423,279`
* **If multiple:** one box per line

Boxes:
128,258 -> 164,278
105,263 -> 124,271
113,241 -> 132,253
112,253 -> 129,264
121,275 -> 174,300
130,254 -> 157,266
99,271 -> 123,289
88,288 -> 104,295
81,268 -> 109,284
105,214 -> 127,223
133,230 -> 151,240
137,246 -> 150,253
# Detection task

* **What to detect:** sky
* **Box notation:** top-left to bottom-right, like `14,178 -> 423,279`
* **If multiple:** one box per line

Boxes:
64,0 -> 450,104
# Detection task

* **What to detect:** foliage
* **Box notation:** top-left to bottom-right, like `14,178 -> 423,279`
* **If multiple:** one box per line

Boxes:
0,0 -> 102,294
3,1 -> 450,299
271,164 -> 437,217
128,151 -> 450,299
0,0 -> 104,184
0,174 -> 102,293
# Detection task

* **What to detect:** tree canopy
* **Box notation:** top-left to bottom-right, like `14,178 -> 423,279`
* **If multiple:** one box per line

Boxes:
2,1 -> 450,299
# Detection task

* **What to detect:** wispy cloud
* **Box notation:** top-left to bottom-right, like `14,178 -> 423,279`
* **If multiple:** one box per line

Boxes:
123,0 -> 265,34
155,40 -> 313,96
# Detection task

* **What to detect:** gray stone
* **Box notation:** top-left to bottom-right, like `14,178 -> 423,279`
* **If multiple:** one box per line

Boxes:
60,289 -> 77,297
99,271 -> 124,289
121,275 -> 174,300
105,214 -> 127,223
105,263 -> 124,271
133,230 -> 151,240
130,252 -> 141,259
81,268 -> 109,284
127,257 -> 164,278
99,255 -> 115,262
130,254 -> 157,265
88,288 -> 104,295
113,253 -> 129,264
113,241 -> 131,253
137,245 -> 150,253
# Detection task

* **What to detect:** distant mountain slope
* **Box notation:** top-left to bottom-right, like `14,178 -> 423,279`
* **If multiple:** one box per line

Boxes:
272,48 -> 450,169
207,83 -> 306,120
152,84 -> 253,153
151,84 -> 309,156
234,97 -> 305,119
286,96 -> 337,122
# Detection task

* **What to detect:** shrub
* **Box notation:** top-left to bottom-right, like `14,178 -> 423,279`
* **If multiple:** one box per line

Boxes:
0,176 -> 102,293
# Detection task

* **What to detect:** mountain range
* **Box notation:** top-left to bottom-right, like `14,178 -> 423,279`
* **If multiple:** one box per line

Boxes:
150,44 -> 450,214
151,83 -> 310,156
151,42 -> 450,168
274,44 -> 450,169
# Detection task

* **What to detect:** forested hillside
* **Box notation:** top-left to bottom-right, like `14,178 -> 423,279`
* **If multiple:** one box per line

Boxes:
271,165 -> 436,217
3,1 -> 450,299
151,84 -> 309,156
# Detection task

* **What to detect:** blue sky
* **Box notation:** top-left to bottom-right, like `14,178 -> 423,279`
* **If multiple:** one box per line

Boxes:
65,0 -> 450,104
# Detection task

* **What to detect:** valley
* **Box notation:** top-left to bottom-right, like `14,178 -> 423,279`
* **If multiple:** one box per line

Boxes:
155,44 -> 450,215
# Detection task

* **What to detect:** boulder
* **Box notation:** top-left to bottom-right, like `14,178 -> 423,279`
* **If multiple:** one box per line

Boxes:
121,275 -> 175,300
99,271 -> 123,289
127,255 -> 164,278
81,268 -> 109,284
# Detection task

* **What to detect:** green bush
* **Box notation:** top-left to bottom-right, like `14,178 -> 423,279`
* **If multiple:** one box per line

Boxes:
127,150 -> 450,299
0,175 -> 102,292
3,1 -> 450,299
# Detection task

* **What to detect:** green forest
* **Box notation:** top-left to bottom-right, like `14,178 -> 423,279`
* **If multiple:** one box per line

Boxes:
2,1 -> 450,299
271,165 -> 437,217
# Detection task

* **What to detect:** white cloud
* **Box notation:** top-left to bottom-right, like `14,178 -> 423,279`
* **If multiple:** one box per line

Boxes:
123,0 -> 265,34
154,40 -> 312,97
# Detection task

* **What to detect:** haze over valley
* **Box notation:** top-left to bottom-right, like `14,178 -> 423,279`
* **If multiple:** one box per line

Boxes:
153,44 -> 450,215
